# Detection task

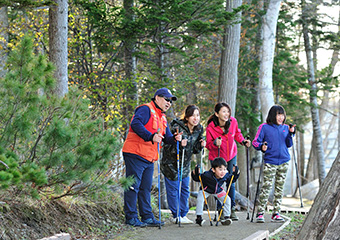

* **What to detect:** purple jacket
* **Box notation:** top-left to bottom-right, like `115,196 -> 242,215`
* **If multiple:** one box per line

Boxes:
252,123 -> 293,165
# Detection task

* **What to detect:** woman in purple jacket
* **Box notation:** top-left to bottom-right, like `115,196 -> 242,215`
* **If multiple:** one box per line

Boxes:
252,105 -> 295,223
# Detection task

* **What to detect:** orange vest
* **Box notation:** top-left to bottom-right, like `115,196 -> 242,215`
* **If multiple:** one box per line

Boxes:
122,101 -> 167,162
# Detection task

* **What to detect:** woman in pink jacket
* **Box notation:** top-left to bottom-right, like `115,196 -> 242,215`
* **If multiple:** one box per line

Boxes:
206,102 -> 250,220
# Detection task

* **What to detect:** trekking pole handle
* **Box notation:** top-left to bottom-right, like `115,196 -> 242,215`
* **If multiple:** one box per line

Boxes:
181,135 -> 187,148
217,136 -> 222,148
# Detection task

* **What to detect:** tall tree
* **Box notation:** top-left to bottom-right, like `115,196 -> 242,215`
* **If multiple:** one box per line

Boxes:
218,0 -> 243,113
258,0 -> 281,119
0,6 -> 8,78
301,0 -> 326,184
122,0 -> 138,134
49,0 -> 68,98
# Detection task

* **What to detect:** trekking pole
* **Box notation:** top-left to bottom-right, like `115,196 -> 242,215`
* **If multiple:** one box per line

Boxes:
216,174 -> 234,226
176,128 -> 180,224
217,136 -> 221,157
200,136 -> 206,169
157,129 -> 162,229
289,124 -> 303,208
245,135 -> 250,220
198,169 -> 213,226
214,136 -> 222,221
251,142 -> 266,222
178,136 -> 187,227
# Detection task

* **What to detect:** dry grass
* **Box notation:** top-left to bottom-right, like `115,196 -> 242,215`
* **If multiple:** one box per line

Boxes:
0,193 -> 127,239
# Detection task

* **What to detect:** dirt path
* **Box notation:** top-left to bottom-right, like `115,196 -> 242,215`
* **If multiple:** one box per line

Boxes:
114,211 -> 287,240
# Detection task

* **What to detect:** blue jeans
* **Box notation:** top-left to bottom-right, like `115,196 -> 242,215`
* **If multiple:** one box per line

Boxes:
123,153 -> 155,221
164,176 -> 190,218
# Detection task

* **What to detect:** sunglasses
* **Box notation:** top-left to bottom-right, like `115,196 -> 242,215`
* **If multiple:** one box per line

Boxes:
163,97 -> 172,103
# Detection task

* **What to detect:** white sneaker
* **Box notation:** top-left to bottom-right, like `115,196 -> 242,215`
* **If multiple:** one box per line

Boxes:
180,216 -> 194,224
170,217 -> 178,224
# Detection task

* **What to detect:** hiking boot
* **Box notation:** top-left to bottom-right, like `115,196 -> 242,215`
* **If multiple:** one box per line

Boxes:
231,206 -> 239,221
142,218 -> 165,227
195,215 -> 206,226
271,213 -> 284,222
221,216 -> 232,226
180,216 -> 194,224
256,213 -> 265,223
126,218 -> 147,227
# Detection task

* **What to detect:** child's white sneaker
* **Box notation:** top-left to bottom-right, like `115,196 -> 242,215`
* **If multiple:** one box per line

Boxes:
221,216 -> 232,226
256,213 -> 265,223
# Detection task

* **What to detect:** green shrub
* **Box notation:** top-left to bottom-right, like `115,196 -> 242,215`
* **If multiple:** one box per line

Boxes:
0,35 -> 122,200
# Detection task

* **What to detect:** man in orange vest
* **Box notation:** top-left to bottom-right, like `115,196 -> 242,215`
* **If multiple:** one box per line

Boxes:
122,88 -> 182,227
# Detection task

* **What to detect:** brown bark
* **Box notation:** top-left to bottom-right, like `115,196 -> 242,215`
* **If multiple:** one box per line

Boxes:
301,0 -> 326,184
49,0 -> 69,98
0,7 -> 8,78
218,0 -> 242,113
296,152 -> 340,240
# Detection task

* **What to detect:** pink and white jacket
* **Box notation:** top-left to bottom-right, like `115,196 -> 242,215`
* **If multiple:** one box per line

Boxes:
206,116 -> 245,162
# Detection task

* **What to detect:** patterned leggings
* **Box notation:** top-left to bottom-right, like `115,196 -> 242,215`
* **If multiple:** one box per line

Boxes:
257,162 -> 288,214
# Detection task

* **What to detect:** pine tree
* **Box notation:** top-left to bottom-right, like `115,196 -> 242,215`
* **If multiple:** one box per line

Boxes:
0,35 -> 121,199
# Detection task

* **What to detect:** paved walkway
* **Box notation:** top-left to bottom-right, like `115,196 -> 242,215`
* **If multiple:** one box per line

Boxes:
115,197 -> 310,240
115,211 -> 287,240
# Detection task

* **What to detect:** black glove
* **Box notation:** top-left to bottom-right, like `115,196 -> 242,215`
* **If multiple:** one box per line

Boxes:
194,165 -> 200,175
233,165 -> 239,177
289,123 -> 296,135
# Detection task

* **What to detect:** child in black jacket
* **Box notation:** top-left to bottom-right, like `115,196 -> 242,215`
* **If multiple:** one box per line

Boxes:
191,157 -> 240,226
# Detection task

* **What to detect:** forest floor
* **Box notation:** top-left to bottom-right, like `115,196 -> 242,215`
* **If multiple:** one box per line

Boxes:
0,196 -> 310,240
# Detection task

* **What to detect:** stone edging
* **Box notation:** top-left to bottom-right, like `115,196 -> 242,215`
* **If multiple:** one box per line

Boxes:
268,214 -> 292,238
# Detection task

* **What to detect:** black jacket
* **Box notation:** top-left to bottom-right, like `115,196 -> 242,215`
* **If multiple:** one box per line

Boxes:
191,169 -> 239,194
160,119 -> 204,181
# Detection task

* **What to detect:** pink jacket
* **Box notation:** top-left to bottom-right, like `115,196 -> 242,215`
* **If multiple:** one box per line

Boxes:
206,116 -> 245,162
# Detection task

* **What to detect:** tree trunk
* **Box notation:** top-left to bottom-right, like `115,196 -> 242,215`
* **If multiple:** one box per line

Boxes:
306,136 -> 318,183
218,0 -> 242,113
298,130 -> 307,185
123,0 -> 138,137
0,7 -> 8,78
301,0 -> 326,184
258,0 -> 281,120
237,145 -> 247,196
246,0 -> 264,201
296,152 -> 340,240
49,0 -> 68,98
